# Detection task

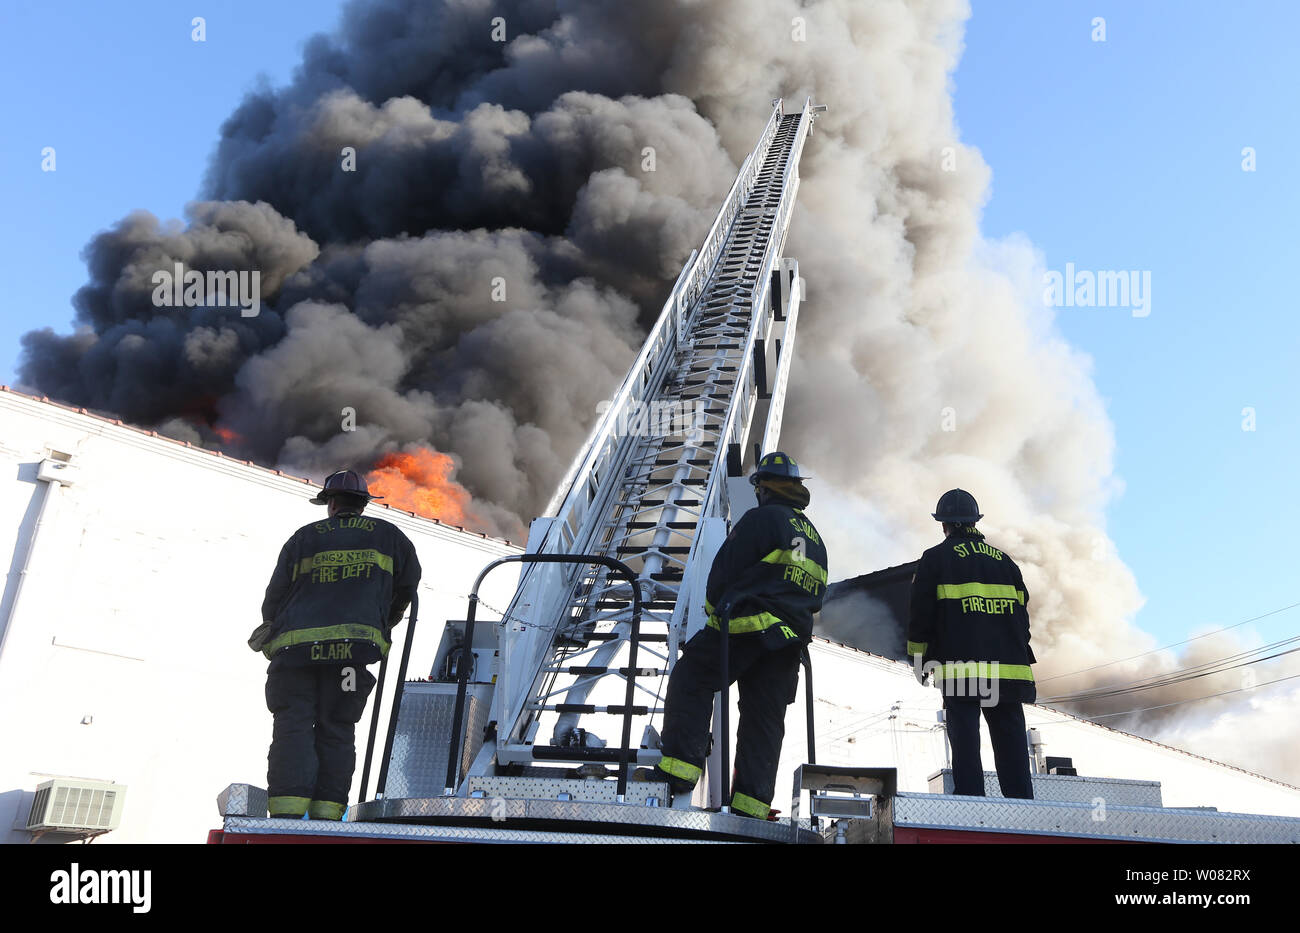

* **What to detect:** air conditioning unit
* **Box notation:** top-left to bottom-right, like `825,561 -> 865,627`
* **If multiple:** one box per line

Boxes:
27,779 -> 126,833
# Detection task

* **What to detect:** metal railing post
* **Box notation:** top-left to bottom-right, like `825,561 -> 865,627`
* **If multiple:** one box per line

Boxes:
718,608 -> 731,812
375,593 -> 418,797
801,645 -> 815,765
358,653 -> 388,801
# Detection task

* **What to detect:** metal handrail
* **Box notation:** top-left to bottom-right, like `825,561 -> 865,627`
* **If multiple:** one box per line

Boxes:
358,656 -> 386,801
376,593 -> 419,797
718,608 -> 732,811
802,646 -> 816,765
445,553 -> 646,799
359,592 -> 418,801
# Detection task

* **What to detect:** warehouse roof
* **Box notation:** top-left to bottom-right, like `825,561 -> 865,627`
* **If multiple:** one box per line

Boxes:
0,383 -> 518,548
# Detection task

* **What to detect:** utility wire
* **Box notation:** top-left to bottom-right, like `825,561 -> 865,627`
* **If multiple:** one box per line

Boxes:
1026,670 -> 1300,726
1041,636 -> 1300,703
821,708 -> 894,741
1067,671 -> 1300,721
1042,639 -> 1293,702
1043,644 -> 1300,704
1038,601 -> 1300,684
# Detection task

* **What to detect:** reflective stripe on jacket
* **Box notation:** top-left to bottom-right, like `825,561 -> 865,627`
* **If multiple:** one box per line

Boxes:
704,499 -> 829,637
907,529 -> 1035,699
260,511 -> 421,663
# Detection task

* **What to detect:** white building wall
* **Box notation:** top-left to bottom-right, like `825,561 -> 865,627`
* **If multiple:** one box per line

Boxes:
4,388 -> 1297,843
775,639 -> 1300,819
0,389 -> 521,844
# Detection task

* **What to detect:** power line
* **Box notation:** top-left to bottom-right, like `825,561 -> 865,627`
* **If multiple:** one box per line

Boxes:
1040,636 -> 1300,703
821,708 -> 893,741
1026,670 -> 1300,727
1071,671 -> 1300,721
1043,643 -> 1300,704
1038,601 -> 1300,684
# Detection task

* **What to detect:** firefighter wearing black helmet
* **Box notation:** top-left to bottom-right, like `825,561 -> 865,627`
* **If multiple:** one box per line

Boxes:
908,489 -> 1035,798
653,452 -> 829,819
249,469 -> 421,820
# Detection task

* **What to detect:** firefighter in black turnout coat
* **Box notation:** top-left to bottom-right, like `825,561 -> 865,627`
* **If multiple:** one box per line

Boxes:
908,489 -> 1035,799
655,452 -> 829,819
251,470 -> 421,820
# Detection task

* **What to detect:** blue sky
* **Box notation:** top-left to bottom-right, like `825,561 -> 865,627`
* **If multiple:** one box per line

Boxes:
2,1 -> 1297,652
0,0 -> 348,369
952,2 -> 1300,652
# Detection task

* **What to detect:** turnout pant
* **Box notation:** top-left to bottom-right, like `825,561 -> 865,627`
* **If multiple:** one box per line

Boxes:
943,692 -> 1034,799
266,660 -> 378,819
657,626 -> 802,818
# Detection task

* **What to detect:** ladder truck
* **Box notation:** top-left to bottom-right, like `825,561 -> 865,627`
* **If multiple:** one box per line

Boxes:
211,98 -> 1300,846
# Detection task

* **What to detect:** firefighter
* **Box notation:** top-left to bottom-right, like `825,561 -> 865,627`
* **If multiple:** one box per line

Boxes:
249,470 -> 421,820
653,452 -> 829,819
908,489 -> 1035,799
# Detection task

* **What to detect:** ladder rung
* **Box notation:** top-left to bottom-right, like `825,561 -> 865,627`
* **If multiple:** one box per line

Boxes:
616,546 -> 690,554
528,747 -> 643,763
532,705 -> 652,716
585,632 -> 669,642
591,599 -> 676,609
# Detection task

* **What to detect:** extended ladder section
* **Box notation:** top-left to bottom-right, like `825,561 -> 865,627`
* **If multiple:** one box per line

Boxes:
469,99 -> 822,783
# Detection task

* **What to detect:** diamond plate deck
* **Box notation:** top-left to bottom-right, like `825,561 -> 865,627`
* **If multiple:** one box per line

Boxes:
383,682 -> 491,797
219,816 -> 738,844
926,769 -> 1163,807
892,792 -> 1300,843
217,783 -> 267,817
466,775 -> 670,804
351,796 -> 822,843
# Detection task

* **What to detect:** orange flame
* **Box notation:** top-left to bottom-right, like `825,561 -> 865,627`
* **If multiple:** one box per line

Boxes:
365,447 -> 475,526
212,424 -> 243,445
